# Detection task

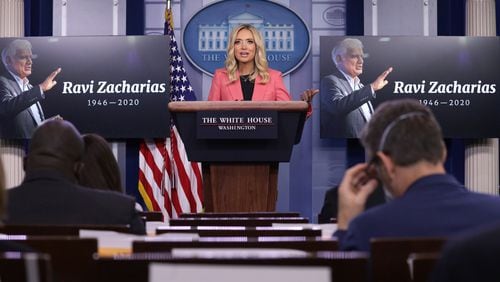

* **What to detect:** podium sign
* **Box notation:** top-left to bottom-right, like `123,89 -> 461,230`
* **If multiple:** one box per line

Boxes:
197,110 -> 278,139
170,101 -> 307,162
169,101 -> 308,212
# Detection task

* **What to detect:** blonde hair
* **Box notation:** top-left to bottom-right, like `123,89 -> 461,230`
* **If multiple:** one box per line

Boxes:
225,24 -> 270,84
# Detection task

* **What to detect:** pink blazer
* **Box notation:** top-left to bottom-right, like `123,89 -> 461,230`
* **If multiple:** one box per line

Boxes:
208,68 -> 291,101
208,68 -> 312,117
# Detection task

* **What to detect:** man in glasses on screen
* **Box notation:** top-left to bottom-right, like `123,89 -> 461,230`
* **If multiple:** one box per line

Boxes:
333,99 -> 500,251
0,39 -> 61,139
320,38 -> 392,138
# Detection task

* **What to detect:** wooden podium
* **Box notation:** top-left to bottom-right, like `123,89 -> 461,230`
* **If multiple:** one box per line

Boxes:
168,101 -> 308,212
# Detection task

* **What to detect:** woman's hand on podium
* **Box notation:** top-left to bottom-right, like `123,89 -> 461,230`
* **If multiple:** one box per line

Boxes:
300,89 -> 319,103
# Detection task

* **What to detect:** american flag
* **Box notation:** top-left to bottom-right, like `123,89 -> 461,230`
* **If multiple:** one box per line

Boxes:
138,6 -> 203,220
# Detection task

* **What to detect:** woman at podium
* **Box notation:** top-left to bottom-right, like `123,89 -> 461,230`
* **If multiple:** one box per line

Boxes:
208,24 -> 318,109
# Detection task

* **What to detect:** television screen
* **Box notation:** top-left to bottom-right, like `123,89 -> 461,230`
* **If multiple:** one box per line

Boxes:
0,36 -> 170,139
320,36 -> 499,138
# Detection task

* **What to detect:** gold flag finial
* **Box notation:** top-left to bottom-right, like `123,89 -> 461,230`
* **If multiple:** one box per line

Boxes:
165,0 -> 173,29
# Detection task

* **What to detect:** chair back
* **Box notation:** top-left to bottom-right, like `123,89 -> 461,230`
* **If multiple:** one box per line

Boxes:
138,211 -> 164,222
370,237 -> 446,282
407,252 -> 441,282
0,252 -> 53,282
5,236 -> 98,282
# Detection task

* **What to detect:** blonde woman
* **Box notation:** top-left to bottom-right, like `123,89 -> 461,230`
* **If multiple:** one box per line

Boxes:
208,24 -> 317,106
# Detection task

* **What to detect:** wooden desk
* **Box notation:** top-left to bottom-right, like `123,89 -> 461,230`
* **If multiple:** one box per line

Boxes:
179,212 -> 301,218
168,217 -> 309,227
94,251 -> 369,282
133,236 -> 338,253
155,226 -> 322,237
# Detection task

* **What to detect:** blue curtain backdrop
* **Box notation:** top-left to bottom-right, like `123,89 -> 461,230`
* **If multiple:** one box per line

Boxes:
438,0 -> 466,36
24,0 -> 145,37
498,1 -> 500,35
24,0 -> 53,36
125,0 -> 145,205
126,0 -> 145,36
436,0 -> 467,183
346,0 -> 364,36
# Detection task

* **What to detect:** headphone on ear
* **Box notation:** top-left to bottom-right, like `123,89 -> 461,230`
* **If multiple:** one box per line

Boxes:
377,112 -> 427,153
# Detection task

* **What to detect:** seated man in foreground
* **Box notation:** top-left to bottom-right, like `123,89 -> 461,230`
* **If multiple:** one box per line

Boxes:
334,99 -> 500,251
431,222 -> 500,282
5,119 -> 145,234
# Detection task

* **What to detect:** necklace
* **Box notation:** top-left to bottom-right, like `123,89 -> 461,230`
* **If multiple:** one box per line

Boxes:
240,72 -> 254,83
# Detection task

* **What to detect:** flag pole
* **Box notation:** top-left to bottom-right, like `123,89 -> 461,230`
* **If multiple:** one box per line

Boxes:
166,0 -> 176,195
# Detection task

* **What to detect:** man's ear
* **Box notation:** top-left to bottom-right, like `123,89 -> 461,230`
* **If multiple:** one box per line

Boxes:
5,55 -> 12,66
440,141 -> 447,163
335,54 -> 342,64
377,152 -> 396,178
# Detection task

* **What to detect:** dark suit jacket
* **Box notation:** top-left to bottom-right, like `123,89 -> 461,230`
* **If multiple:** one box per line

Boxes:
431,223 -> 500,282
334,174 -> 500,252
0,72 -> 44,139
317,185 -> 387,224
6,169 -> 146,235
320,69 -> 375,138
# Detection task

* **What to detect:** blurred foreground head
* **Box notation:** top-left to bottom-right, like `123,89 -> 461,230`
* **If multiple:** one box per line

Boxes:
25,119 -> 84,181
79,133 -> 122,192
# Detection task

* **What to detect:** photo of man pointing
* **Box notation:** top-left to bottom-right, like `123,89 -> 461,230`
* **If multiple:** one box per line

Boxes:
0,39 -> 61,139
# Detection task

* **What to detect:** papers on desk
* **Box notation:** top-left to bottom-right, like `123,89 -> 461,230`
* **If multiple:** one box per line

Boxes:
144,232 -> 200,242
79,229 -> 141,255
0,234 -> 27,240
170,248 -> 309,259
149,263 -> 331,282
145,221 -> 168,236
79,229 -> 201,256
